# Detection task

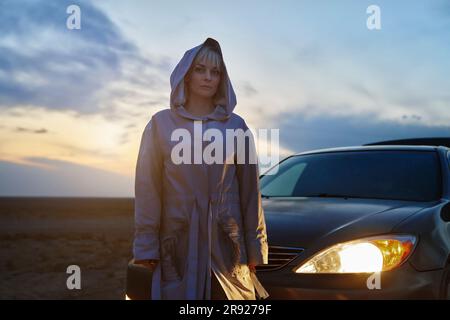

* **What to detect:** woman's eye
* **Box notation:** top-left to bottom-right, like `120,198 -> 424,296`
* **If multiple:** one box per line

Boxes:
194,67 -> 220,76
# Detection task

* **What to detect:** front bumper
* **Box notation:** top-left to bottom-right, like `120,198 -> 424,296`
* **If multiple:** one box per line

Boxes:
257,262 -> 443,299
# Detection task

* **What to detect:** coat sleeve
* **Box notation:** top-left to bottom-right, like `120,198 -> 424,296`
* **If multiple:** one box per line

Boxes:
236,120 -> 269,266
133,116 -> 163,261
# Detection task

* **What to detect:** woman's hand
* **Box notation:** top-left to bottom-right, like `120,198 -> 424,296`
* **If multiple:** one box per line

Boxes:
134,259 -> 159,269
248,263 -> 257,273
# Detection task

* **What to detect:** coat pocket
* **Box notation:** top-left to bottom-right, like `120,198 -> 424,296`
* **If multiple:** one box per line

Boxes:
217,197 -> 248,271
160,195 -> 194,282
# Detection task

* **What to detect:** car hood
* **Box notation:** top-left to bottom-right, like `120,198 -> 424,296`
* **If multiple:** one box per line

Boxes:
263,197 -> 436,250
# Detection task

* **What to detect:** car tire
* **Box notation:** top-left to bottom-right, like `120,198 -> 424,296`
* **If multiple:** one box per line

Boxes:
125,259 -> 154,300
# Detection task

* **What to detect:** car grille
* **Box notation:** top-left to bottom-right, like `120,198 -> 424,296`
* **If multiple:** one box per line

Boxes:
255,246 -> 304,271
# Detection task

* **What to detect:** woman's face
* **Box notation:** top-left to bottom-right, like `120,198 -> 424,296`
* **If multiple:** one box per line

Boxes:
186,59 -> 221,100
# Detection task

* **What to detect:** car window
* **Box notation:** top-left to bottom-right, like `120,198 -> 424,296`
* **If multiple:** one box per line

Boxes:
260,150 -> 441,202
261,161 -> 307,196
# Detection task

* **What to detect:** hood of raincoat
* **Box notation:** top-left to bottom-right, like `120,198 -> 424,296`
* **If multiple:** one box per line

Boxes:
169,37 -> 237,121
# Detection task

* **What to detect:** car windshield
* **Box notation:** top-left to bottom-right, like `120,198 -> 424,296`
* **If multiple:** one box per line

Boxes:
260,150 -> 441,202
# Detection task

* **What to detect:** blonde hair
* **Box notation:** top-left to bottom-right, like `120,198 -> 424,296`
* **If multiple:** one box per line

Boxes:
185,46 -> 225,103
193,45 -> 223,71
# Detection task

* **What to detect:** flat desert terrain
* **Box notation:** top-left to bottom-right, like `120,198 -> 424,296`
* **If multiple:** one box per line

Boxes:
0,197 -> 135,299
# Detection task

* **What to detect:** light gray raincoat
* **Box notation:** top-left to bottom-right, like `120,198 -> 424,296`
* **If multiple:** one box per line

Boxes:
133,38 -> 269,300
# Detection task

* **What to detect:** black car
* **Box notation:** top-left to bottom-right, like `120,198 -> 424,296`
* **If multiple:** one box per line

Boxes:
126,142 -> 450,300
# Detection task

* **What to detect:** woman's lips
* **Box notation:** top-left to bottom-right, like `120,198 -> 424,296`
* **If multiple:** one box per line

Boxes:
201,85 -> 212,89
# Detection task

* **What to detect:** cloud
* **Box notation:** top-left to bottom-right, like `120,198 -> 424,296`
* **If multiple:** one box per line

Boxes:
0,0 -> 169,119
49,143 -> 119,159
294,44 -> 324,66
117,132 -> 130,146
0,157 -> 132,197
15,127 -> 48,134
237,81 -> 258,97
274,109 -> 450,154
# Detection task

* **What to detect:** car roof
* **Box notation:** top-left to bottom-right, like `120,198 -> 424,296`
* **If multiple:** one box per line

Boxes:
293,145 -> 442,156
364,137 -> 450,148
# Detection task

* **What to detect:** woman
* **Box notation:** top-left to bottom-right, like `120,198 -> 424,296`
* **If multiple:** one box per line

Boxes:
133,37 -> 269,300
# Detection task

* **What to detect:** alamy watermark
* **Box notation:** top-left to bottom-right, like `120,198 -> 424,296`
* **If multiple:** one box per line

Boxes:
66,5 -> 81,30
366,272 -> 381,290
170,121 -> 280,175
367,5 -> 381,30
66,265 -> 81,290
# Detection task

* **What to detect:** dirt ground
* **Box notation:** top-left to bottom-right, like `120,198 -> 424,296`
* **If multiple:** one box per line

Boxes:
0,197 -> 135,300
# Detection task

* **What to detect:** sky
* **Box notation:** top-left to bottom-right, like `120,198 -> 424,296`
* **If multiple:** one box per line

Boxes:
0,0 -> 449,197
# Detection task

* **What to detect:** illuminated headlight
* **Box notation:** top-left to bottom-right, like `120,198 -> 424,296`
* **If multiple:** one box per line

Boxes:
294,235 -> 416,274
